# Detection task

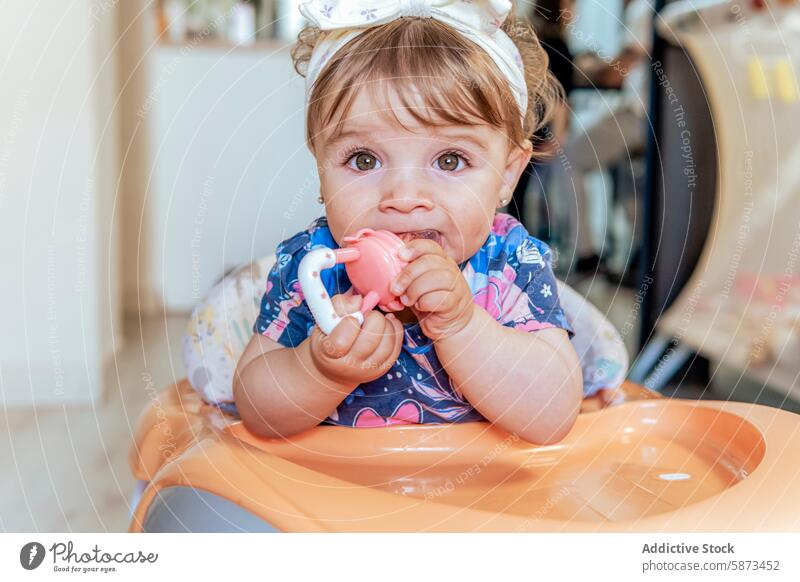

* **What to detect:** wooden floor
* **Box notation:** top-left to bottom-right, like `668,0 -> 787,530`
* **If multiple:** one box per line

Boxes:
0,315 -> 187,532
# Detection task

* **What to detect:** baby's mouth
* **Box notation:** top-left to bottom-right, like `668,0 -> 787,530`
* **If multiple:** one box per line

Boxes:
396,229 -> 443,246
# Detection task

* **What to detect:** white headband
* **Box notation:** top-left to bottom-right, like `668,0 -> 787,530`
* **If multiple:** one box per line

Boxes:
298,0 -> 528,125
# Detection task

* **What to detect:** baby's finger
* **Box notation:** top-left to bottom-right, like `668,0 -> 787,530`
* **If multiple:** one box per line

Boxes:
397,238 -> 447,263
401,269 -> 457,307
348,311 -> 385,360
319,315 -> 361,358
366,313 -> 403,367
331,292 -> 363,317
390,254 -> 450,296
342,287 -> 362,300
388,313 -> 404,359
413,290 -> 454,314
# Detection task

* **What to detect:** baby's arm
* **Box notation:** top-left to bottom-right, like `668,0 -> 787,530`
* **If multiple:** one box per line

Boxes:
234,293 -> 404,438
391,239 -> 581,444
434,308 -> 582,445
234,333 -> 353,438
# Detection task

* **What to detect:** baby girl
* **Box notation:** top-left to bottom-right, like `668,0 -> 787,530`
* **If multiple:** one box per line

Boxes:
233,0 -> 583,443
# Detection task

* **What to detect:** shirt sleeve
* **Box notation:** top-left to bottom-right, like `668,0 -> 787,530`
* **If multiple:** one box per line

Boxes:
252,233 -> 316,348
499,236 -> 574,338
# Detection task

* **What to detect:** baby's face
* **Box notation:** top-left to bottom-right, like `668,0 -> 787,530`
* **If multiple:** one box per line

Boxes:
314,87 -> 531,264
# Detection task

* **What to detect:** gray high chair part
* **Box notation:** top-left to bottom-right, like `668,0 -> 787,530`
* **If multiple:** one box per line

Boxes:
182,255 -> 629,408
141,487 -> 280,533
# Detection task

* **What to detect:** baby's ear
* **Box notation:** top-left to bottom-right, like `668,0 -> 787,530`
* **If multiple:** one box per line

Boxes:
503,139 -> 533,190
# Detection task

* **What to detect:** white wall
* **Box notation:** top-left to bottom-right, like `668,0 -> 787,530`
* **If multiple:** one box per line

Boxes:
131,42 -> 320,313
0,1 -> 122,405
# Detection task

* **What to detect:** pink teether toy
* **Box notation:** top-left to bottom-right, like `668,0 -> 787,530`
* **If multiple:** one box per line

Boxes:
298,229 -> 408,335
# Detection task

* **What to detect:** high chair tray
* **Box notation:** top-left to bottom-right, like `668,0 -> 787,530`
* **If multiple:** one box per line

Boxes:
129,380 -> 800,532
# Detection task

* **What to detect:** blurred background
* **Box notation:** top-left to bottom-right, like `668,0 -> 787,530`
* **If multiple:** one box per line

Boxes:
1,0 -> 799,531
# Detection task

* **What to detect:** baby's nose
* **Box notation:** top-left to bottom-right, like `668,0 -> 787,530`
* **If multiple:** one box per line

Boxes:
378,168 -> 434,213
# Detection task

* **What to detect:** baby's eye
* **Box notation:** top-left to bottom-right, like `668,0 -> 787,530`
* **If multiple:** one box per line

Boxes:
348,152 -> 381,171
435,152 -> 468,171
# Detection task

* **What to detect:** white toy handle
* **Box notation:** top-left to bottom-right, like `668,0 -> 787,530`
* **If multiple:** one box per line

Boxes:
298,247 -> 365,335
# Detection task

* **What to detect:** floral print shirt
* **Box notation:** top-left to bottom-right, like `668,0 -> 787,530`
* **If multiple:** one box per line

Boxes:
253,213 -> 573,427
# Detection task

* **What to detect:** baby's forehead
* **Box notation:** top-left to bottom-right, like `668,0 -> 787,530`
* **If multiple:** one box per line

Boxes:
322,99 -> 493,147
312,82 -> 506,152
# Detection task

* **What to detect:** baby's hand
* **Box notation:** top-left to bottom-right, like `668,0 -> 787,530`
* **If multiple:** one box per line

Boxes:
308,291 -> 404,385
389,239 -> 475,341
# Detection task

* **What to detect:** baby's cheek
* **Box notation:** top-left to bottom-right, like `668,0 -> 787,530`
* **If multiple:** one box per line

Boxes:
324,186 -> 376,232
324,208 -> 359,245
447,221 -> 491,263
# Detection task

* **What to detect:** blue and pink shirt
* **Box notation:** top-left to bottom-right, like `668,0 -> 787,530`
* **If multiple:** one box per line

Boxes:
253,213 -> 573,427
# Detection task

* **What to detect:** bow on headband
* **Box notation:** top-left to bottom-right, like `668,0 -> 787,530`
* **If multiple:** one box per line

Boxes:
298,0 -> 528,123
302,0 -> 513,35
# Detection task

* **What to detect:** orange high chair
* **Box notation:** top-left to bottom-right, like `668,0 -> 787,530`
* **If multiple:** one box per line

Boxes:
128,255 -> 800,532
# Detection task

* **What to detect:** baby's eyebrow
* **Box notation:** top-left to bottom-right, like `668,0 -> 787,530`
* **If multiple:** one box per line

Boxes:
327,127 -> 487,151
429,131 -> 488,151
326,129 -> 369,146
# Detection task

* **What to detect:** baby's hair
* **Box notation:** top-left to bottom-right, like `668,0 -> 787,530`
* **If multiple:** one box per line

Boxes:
291,2 -> 563,155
